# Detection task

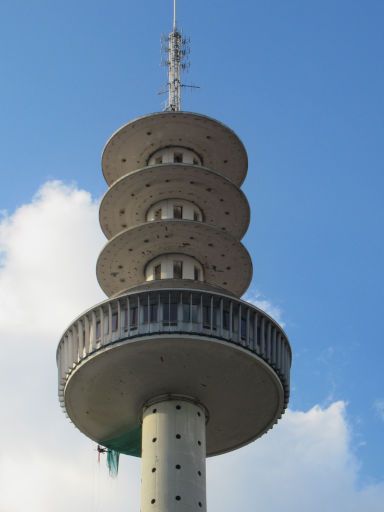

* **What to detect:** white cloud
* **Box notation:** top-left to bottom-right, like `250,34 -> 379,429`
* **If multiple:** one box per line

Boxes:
0,181 -> 383,512
374,400 -> 384,422
243,291 -> 285,326
0,181 -> 105,337
208,402 -> 384,512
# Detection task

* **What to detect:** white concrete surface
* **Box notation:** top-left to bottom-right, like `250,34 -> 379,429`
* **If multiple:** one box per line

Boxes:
141,397 -> 207,512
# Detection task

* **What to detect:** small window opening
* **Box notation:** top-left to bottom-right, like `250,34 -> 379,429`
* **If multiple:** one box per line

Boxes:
193,158 -> 199,165
96,320 -> 101,339
173,206 -> 183,219
194,266 -> 201,281
123,308 -> 129,331
174,152 -> 183,163
182,303 -> 190,323
155,156 -> 163,164
154,264 -> 161,280
112,313 -> 118,332
223,310 -> 230,330
150,304 -> 158,322
130,307 -> 138,328
241,317 -> 247,340
203,305 -> 211,329
173,261 -> 183,279
142,305 -> 149,324
193,210 -> 200,221
163,300 -> 178,326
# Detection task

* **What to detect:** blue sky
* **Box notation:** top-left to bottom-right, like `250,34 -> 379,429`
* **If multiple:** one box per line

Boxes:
0,0 -> 383,509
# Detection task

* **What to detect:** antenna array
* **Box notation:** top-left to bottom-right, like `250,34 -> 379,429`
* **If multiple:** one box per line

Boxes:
161,0 -> 198,111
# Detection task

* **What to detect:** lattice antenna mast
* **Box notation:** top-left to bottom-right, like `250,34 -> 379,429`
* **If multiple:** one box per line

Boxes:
162,0 -> 192,111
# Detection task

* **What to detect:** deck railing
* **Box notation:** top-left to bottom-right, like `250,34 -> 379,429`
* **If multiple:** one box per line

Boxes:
57,289 -> 291,408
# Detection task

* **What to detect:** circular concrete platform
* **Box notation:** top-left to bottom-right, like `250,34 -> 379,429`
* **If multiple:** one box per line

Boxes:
64,335 -> 285,457
99,164 -> 250,240
96,220 -> 253,297
102,112 -> 248,186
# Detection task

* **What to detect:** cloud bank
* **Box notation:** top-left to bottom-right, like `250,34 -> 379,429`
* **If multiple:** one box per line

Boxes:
0,181 -> 383,511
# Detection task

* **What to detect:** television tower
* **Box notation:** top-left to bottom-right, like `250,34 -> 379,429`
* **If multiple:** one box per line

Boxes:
56,2 -> 292,510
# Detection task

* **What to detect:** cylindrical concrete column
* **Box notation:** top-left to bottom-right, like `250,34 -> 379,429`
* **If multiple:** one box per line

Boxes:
141,396 -> 207,512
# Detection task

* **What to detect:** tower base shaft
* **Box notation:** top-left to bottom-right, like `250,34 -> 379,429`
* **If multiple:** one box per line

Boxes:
141,396 -> 207,512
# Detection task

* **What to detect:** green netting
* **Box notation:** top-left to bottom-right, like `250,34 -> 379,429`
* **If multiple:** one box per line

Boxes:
100,425 -> 142,477
102,425 -> 142,457
107,450 -> 120,478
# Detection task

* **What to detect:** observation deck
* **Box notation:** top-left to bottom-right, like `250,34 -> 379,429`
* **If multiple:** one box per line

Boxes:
57,288 -> 291,457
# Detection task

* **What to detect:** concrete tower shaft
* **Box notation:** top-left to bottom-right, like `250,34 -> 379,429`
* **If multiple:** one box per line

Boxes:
141,397 -> 207,512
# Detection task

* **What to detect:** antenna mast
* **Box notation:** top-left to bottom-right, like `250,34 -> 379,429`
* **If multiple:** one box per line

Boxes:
162,0 -> 194,112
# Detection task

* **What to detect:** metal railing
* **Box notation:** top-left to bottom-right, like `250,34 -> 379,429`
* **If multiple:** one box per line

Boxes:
57,289 -> 291,408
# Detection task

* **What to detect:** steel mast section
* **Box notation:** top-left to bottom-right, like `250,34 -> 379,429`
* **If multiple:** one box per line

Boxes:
165,0 -> 190,111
